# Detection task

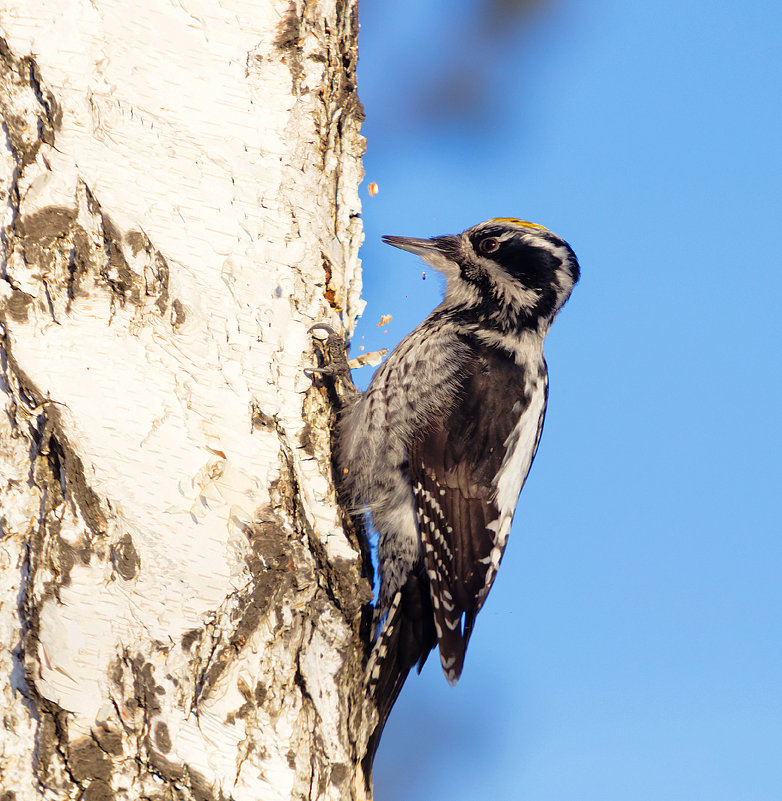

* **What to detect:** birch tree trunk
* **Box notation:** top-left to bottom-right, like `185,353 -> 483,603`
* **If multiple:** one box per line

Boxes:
0,1 -> 373,799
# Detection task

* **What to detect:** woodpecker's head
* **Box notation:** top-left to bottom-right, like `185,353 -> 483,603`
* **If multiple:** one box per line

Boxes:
383,218 -> 579,332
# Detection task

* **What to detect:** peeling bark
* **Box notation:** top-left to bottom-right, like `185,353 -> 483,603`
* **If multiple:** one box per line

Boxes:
0,2 -> 372,799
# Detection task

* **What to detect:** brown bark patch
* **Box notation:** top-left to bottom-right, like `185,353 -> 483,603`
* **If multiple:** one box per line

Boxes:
146,754 -> 218,801
18,206 -> 76,243
321,253 -> 340,309
110,533 -> 140,581
194,516 -> 301,703
274,2 -> 304,88
69,736 -> 112,782
154,721 -> 172,754
181,627 -> 201,653
80,779 -> 115,801
171,298 -> 187,329
92,725 -> 123,758
4,288 -> 32,322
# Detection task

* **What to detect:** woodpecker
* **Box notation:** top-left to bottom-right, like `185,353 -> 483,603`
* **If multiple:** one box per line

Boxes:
335,218 -> 579,769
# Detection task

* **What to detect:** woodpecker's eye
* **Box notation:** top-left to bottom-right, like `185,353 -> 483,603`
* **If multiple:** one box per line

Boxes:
479,238 -> 499,254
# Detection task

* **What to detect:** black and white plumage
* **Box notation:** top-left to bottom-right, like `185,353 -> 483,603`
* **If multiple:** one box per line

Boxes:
337,218 -> 579,769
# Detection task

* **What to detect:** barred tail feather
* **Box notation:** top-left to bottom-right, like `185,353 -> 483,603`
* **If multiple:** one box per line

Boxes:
363,570 -> 436,785
421,532 -> 465,684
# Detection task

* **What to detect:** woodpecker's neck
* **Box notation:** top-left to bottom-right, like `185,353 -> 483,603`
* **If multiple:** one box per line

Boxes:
433,295 -> 554,349
469,324 -> 546,370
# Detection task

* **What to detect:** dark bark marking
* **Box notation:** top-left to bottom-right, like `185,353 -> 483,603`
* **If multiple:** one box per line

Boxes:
298,420 -> 316,456
0,39 -> 58,166
69,736 -> 113,782
274,2 -> 304,89
110,533 -> 141,581
100,214 -> 138,304
5,288 -> 32,322
193,514 -> 301,705
18,206 -> 76,243
80,779 -> 115,801
92,725 -> 123,758
321,252 -> 340,310
146,753 -> 221,801
171,298 -> 186,329
154,722 -> 172,754
181,628 -> 201,653
128,655 -> 164,717
250,401 -> 276,430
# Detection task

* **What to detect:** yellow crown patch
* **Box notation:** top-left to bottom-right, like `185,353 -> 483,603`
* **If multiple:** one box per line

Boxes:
489,217 -> 549,232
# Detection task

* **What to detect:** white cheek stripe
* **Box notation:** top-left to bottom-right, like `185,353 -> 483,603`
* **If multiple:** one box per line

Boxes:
522,233 -> 570,262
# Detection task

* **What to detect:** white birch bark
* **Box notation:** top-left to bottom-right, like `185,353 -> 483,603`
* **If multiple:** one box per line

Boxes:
0,1 -> 373,798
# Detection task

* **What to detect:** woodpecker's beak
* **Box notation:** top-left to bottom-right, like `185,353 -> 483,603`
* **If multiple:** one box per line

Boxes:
382,234 -> 461,277
382,235 -> 459,257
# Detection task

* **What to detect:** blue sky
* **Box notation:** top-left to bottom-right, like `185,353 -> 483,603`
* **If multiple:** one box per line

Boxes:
352,1 -> 782,799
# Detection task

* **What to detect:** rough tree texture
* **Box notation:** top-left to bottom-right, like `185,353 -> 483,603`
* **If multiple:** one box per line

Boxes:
0,1 -> 373,799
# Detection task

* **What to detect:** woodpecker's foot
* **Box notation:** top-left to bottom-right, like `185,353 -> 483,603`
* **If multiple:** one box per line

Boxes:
307,322 -> 359,408
307,323 -> 350,378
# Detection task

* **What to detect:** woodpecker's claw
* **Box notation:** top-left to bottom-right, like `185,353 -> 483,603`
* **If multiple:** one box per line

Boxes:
307,321 -> 359,408
304,365 -> 337,377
